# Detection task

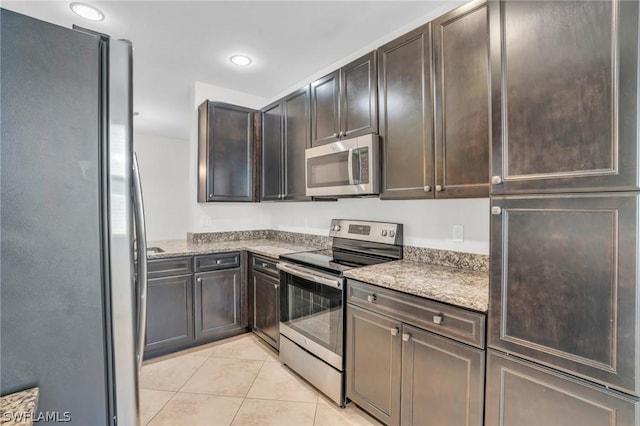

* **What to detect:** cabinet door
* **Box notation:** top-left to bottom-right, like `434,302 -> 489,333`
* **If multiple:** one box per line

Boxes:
145,274 -> 194,356
378,24 -> 435,199
197,101 -> 256,202
485,351 -> 639,426
283,86 -> 312,200
346,303 -> 402,426
401,324 -> 484,426
252,270 -> 279,350
490,1 -> 640,194
340,52 -> 378,139
433,0 -> 489,199
261,101 -> 282,201
310,71 -> 340,147
194,268 -> 244,341
489,193 -> 639,396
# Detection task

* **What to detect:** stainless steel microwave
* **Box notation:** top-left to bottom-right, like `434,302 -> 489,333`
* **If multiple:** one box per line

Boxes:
305,133 -> 379,197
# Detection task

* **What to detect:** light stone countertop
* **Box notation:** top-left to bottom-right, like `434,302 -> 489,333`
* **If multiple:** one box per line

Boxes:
146,238 -> 324,260
0,387 -> 39,426
147,238 -> 488,312
343,259 -> 489,312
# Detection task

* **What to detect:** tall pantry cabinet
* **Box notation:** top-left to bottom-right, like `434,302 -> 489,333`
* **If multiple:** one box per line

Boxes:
486,1 -> 640,424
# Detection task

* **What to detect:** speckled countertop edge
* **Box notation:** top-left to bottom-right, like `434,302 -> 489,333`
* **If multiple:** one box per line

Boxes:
147,238 -> 325,260
344,259 -> 489,312
0,387 -> 39,426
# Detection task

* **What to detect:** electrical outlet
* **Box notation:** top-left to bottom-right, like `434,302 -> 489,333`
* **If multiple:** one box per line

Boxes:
453,225 -> 464,243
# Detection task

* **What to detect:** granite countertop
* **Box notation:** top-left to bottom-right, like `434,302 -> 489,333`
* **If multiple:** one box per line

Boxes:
0,387 -> 39,426
146,238 -> 324,260
343,259 -> 489,312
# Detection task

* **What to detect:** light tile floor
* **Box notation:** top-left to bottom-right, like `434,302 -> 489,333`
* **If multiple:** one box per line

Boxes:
139,333 -> 382,426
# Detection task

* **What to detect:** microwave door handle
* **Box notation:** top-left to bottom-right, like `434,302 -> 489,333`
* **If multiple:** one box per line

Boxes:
347,149 -> 354,185
348,149 -> 361,185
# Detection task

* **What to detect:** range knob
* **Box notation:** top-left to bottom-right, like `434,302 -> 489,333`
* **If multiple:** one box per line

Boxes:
381,230 -> 388,237
389,230 -> 396,238
332,224 -> 342,232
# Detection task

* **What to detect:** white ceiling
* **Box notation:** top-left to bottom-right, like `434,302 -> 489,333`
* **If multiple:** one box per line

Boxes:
3,1 -> 460,140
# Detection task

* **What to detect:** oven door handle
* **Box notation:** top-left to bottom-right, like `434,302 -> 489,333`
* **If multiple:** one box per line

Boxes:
276,262 -> 343,290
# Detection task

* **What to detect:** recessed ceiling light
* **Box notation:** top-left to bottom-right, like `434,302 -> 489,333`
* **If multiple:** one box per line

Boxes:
230,55 -> 252,66
70,2 -> 105,21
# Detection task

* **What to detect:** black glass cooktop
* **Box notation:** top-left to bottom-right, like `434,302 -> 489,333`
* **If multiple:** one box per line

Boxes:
279,249 -> 360,275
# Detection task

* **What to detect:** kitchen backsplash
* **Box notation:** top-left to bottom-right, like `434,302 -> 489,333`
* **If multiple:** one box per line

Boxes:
187,230 -> 488,272
188,230 -> 332,248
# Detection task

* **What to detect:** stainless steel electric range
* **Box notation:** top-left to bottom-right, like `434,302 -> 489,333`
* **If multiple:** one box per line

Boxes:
277,219 -> 403,406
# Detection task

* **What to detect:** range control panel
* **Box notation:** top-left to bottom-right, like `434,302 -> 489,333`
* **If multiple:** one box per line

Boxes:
329,219 -> 402,245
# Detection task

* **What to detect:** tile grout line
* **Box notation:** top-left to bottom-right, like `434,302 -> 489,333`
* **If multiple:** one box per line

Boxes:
143,390 -> 177,426
228,350 -> 269,425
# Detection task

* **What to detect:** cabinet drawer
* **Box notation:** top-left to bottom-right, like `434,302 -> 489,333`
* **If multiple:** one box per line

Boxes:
195,252 -> 240,272
347,279 -> 486,349
147,257 -> 193,279
251,255 -> 278,277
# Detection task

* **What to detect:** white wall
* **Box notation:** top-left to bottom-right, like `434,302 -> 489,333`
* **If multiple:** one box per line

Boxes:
265,198 -> 490,254
134,133 -> 190,241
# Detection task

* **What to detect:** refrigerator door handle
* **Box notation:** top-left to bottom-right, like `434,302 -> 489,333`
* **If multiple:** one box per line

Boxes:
132,153 -> 148,372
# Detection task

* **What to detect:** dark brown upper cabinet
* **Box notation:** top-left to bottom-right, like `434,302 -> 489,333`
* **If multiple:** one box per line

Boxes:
260,86 -> 312,201
433,0 -> 490,198
197,101 -> 257,202
260,101 -> 282,201
311,52 -> 378,147
490,0 -> 640,194
378,24 -> 435,199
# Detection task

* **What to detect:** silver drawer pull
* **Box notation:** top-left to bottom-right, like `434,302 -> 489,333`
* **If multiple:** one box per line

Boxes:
491,175 -> 503,185
390,327 -> 399,336
433,314 -> 444,325
367,294 -> 377,303
262,262 -> 269,268
491,206 -> 502,215
402,333 -> 411,342
197,277 -> 202,283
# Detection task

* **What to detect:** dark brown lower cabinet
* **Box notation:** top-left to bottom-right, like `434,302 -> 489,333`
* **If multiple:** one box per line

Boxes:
194,268 -> 245,341
144,274 -> 194,356
485,350 -> 639,426
144,253 -> 248,359
346,304 -> 402,426
252,270 -> 279,349
401,325 -> 484,426
347,290 -> 485,426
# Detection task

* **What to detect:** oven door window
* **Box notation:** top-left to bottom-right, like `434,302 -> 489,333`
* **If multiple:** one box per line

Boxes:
307,151 -> 350,188
281,272 -> 343,357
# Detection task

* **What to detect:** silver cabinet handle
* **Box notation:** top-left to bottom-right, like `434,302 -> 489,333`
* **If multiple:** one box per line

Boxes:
433,314 -> 444,325
262,262 -> 269,268
216,259 -> 223,264
197,277 -> 202,283
367,294 -> 377,303
402,333 -> 411,342
424,186 -> 432,192
390,327 -> 399,336
491,176 -> 503,185
491,206 -> 502,215
332,132 -> 338,137
435,185 -> 443,192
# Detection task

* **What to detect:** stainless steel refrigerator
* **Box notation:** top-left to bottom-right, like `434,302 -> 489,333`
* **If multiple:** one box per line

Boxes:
1,9 -> 147,426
